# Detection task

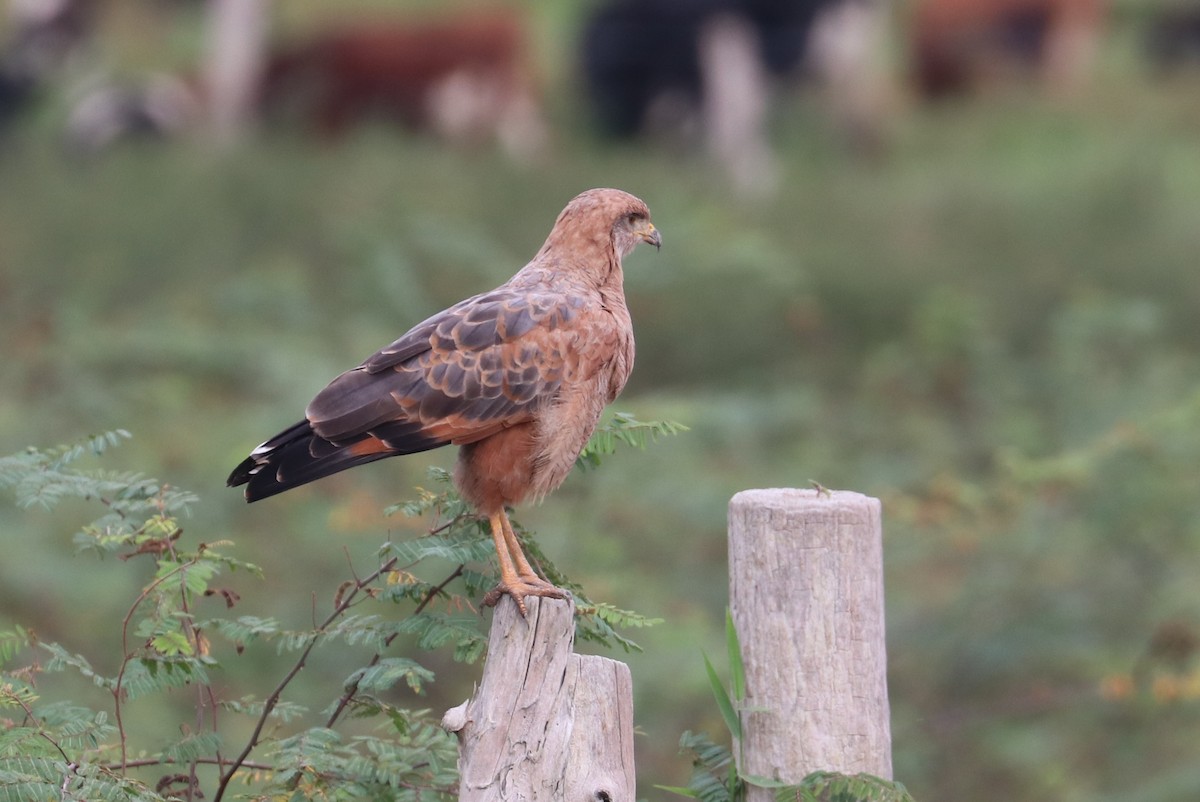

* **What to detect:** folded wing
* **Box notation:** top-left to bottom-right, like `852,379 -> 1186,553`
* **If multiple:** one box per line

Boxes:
227,286 -> 594,501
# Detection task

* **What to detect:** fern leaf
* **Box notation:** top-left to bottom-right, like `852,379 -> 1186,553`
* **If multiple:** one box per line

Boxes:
158,731 -> 222,764
118,657 -> 209,701
344,657 -> 435,695
577,412 -> 689,470
776,772 -> 916,802
400,613 -> 486,658
0,627 -> 30,667
689,765 -> 736,802
587,602 -> 665,629
40,642 -> 116,691
380,529 -> 494,566
219,695 -> 308,723
206,615 -> 282,647
679,730 -> 734,775
30,702 -> 115,753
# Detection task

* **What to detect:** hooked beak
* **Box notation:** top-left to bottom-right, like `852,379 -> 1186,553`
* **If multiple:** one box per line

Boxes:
637,221 -> 662,250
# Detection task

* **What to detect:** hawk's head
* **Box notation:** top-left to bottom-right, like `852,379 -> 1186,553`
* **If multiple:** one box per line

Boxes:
548,188 -> 661,261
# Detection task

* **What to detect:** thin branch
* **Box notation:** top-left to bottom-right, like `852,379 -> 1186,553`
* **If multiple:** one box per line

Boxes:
165,536 -> 207,802
117,757 -> 276,771
323,564 -> 465,730
113,555 -> 201,772
342,545 -> 361,584
13,693 -> 73,766
428,511 -> 469,537
212,555 -> 401,802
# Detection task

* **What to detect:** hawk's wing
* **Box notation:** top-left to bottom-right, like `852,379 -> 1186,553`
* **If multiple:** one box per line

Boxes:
227,285 -> 611,500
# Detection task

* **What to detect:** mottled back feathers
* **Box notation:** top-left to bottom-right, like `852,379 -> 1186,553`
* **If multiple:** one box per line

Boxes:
228,188 -> 659,505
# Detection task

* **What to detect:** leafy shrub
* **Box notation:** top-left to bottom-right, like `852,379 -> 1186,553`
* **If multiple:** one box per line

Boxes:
0,419 -> 672,801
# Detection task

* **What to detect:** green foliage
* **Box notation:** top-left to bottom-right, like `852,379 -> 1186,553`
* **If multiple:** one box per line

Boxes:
780,773 -> 917,802
8,22 -> 1200,798
0,627 -> 31,666
0,427 -> 673,801
577,413 -> 690,470
382,455 -> 672,654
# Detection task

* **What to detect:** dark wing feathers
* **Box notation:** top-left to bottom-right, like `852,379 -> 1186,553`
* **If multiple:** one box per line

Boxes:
228,287 -> 589,501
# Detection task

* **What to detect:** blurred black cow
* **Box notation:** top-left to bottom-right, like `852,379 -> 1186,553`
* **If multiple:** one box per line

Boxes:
581,0 -> 839,138
0,0 -> 96,133
1146,5 -> 1200,73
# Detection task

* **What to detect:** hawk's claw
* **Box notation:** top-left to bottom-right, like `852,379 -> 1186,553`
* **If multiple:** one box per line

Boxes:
484,578 -> 568,617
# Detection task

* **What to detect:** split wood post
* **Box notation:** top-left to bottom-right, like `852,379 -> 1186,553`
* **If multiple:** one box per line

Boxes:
442,595 -> 636,802
728,488 -> 892,799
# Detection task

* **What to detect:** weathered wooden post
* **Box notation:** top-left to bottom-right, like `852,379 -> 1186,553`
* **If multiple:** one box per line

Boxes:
728,488 -> 892,799
443,596 -> 636,802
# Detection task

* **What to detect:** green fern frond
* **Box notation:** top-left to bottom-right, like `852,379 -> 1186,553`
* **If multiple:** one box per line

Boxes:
577,412 -> 689,470
0,627 -> 31,667
206,615 -> 282,647
68,763 -> 165,802
398,613 -> 486,659
690,770 -> 736,802
265,722 -> 458,800
219,695 -> 308,723
29,702 -> 115,754
379,527 -> 495,567
679,730 -> 735,775
384,466 -> 462,519
56,430 -> 134,465
0,430 -> 130,484
0,728 -> 56,758
323,614 -> 394,651
0,756 -> 165,802
586,602 -> 664,629
158,730 -> 222,764
0,681 -> 39,712
119,657 -> 210,702
780,771 -> 916,802
40,642 -> 115,692
574,603 -> 647,654
343,657 -> 435,695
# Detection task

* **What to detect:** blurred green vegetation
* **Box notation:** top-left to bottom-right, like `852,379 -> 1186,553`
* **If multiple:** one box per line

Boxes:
4,3 -> 1200,801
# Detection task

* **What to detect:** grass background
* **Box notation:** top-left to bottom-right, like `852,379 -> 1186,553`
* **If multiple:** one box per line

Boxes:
3,1 -> 1200,800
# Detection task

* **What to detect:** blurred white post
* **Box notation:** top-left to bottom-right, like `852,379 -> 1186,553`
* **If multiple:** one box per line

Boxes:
697,14 -> 776,199
728,488 -> 891,798
204,0 -> 268,145
442,596 -> 636,802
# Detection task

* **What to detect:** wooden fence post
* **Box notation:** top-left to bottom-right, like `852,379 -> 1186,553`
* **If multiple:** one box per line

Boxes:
442,596 -> 636,802
728,488 -> 892,798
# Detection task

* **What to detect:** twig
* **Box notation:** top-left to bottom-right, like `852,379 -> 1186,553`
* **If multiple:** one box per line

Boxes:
117,757 -> 276,771
323,564 -> 464,730
212,555 -> 401,802
11,692 -> 78,800
113,555 -> 200,772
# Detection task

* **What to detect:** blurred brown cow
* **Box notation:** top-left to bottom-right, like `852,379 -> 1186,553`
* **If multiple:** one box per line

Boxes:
260,11 -> 547,161
912,0 -> 1105,97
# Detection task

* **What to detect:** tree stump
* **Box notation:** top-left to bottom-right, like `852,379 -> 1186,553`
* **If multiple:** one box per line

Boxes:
728,488 -> 892,799
442,596 -> 636,802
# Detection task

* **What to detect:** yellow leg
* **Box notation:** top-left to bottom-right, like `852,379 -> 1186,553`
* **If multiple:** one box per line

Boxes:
483,509 -> 566,616
487,511 -> 522,588
499,510 -> 548,583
